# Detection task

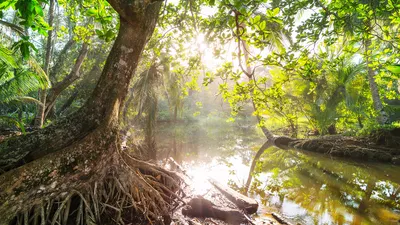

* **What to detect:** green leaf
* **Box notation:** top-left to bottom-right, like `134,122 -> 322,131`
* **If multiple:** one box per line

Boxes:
95,29 -> 104,36
0,46 -> 18,68
260,20 -> 266,30
386,65 -> 400,74
272,8 -> 280,16
86,8 -> 97,16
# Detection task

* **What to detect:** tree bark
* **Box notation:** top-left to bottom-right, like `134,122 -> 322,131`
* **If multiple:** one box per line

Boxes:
44,43 -> 89,120
209,178 -> 258,214
182,197 -> 248,225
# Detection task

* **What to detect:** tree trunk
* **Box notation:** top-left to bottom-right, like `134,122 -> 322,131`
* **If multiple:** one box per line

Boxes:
241,40 -> 274,140
57,89 -> 79,115
33,0 -> 55,128
358,116 -> 364,128
56,52 -> 106,116
44,43 -> 89,120
0,1 -> 182,224
364,21 -> 387,125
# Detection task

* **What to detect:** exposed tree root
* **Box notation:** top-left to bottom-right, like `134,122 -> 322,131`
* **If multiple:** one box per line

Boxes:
0,124 -> 183,225
6,154 -> 182,225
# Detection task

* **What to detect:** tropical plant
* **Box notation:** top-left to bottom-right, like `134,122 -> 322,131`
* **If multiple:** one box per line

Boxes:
0,44 -> 49,131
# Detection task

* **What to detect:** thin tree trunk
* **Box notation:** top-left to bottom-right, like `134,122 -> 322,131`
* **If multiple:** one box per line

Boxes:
57,89 -> 79,115
241,39 -> 276,192
44,43 -> 89,119
364,21 -> 387,125
33,0 -> 55,128
358,116 -> 364,128
241,40 -> 274,139
56,53 -> 105,116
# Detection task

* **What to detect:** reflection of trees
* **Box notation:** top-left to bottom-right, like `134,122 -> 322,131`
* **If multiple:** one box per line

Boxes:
250,149 -> 400,225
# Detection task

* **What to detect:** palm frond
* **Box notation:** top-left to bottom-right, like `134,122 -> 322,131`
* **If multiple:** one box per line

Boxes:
0,43 -> 50,104
0,69 -> 47,103
0,45 -> 18,68
27,58 -> 51,88
9,96 -> 44,106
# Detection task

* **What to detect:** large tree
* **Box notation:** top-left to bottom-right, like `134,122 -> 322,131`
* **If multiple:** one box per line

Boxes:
0,0 -> 181,224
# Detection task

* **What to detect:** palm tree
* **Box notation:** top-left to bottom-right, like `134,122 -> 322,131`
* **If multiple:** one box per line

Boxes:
124,65 -> 161,160
327,0 -> 392,124
0,44 -> 49,132
306,57 -> 365,134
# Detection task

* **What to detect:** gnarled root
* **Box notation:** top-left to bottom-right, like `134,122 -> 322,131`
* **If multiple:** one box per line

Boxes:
8,154 -> 182,225
1,124 -> 183,225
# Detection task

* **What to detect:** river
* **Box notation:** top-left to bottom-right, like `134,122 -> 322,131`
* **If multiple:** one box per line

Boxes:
156,120 -> 400,225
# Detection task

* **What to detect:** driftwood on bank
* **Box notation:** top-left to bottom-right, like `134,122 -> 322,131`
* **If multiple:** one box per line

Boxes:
182,197 -> 248,225
209,178 -> 258,214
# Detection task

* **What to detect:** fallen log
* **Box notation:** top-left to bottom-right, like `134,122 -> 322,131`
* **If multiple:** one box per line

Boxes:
209,178 -> 259,214
182,196 -> 248,225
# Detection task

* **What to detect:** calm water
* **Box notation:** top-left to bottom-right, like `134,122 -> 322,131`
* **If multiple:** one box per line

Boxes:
156,121 -> 400,225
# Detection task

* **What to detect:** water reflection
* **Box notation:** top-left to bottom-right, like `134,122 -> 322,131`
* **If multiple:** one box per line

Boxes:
156,122 -> 400,225
251,149 -> 400,225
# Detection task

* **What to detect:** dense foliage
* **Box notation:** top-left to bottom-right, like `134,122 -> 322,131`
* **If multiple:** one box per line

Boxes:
0,0 -> 398,137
